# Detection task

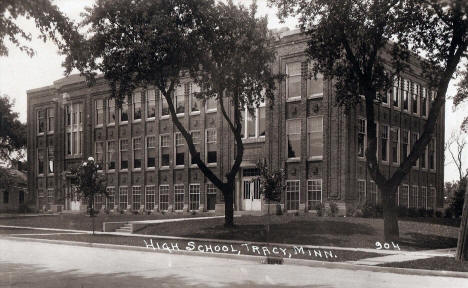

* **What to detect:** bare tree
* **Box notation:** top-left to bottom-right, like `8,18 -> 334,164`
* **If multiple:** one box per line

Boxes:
446,131 -> 468,182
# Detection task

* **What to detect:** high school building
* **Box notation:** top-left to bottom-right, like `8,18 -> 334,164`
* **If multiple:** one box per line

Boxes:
26,30 -> 444,214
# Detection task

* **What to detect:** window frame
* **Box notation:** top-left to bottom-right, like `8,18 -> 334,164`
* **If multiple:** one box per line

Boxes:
132,91 -> 143,122
285,180 -> 300,211
160,134 -> 170,168
205,128 -> 217,166
307,179 -> 322,209
286,62 -> 302,102
286,118 -> 301,161
307,116 -> 323,161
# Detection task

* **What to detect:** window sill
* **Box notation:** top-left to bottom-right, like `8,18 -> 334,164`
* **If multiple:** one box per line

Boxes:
37,174 -> 45,177
132,168 -> 142,172
207,163 -> 217,167
174,165 -> 185,170
119,121 -> 128,125
307,93 -> 323,100
47,131 -> 54,135
95,124 -> 103,128
107,123 -> 116,127
286,158 -> 301,163
190,111 -> 201,116
286,97 -> 301,103
120,169 -> 129,172
160,115 -> 170,120
176,113 -> 184,118
242,137 -> 266,144
37,133 -> 45,136
160,166 -> 170,170
205,109 -> 217,114
190,164 -> 198,168
133,119 -> 142,123
107,170 -> 116,173
47,173 -> 55,176
307,156 -> 323,162
146,117 -> 156,122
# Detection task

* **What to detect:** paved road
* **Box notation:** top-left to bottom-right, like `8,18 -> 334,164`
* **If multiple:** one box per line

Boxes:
0,237 -> 466,288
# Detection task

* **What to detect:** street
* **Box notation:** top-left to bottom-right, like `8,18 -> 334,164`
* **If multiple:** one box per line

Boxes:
0,237 -> 466,288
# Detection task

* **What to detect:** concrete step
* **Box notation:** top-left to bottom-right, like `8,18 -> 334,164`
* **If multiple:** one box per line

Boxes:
115,223 -> 133,233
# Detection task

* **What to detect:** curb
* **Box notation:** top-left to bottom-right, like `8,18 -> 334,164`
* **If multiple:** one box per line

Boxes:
4,235 -> 468,279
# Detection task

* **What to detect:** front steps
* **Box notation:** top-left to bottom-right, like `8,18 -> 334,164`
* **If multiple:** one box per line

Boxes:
114,223 -> 132,233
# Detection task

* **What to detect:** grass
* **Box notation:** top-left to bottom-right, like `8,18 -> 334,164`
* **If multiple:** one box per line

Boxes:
139,214 -> 459,251
379,256 -> 468,272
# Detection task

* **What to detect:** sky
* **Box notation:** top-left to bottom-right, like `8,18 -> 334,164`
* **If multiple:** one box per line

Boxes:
0,0 -> 466,182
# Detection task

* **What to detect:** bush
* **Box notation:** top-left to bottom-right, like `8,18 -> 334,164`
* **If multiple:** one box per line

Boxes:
361,201 -> 377,218
191,210 -> 197,215
435,210 -> 442,218
17,203 -> 31,213
314,202 -> 325,217
375,204 -> 383,218
417,208 -> 427,217
444,207 -> 453,219
397,206 -> 408,217
407,207 -> 418,218
449,179 -> 466,218
329,201 -> 339,217
426,209 -> 434,217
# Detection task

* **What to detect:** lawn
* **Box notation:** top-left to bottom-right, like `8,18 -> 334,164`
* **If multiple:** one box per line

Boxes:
379,256 -> 468,272
139,214 -> 459,251
0,213 -> 214,231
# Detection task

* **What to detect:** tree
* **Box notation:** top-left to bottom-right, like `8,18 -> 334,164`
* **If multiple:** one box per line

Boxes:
1,0 -> 80,57
64,0 -> 278,227
0,95 -> 26,162
270,0 -> 468,241
445,131 -> 468,183
72,157 -> 107,235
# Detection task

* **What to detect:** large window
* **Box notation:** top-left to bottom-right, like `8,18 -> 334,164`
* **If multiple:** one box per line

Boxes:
107,98 -> 115,125
286,62 -> 301,100
37,109 -> 46,134
286,180 -> 300,210
174,184 -> 185,211
287,119 -> 301,160
380,125 -> 389,162
37,149 -> 45,175
367,181 -> 377,205
307,179 -> 322,209
429,138 -> 436,171
421,87 -> 427,117
47,108 -> 55,132
240,103 -> 266,139
120,139 -> 129,170
95,141 -> 104,170
94,194 -> 103,210
206,128 -> 217,165
357,119 -> 366,158
146,136 -> 156,168
419,186 -> 427,209
145,185 -> 156,211
132,186 -> 141,210
106,187 -> 115,210
107,140 -> 117,170
160,134 -> 170,167
133,137 -> 142,169
412,132 -> 420,168
401,129 -> 409,161
120,98 -> 129,123
390,127 -> 399,164
47,146 -> 54,174
47,188 -> 54,205
159,185 -> 169,211
175,84 -> 185,115
393,77 -> 400,108
95,99 -> 104,126
190,83 -> 201,114
409,186 -> 418,208
65,103 -> 83,156
133,91 -> 142,121
189,184 -> 200,211
119,187 -> 128,210
160,94 -> 169,117
190,130 -> 201,165
206,96 -> 217,112
307,63 -> 323,98
307,116 -> 323,159
399,185 -> 409,207
146,89 -> 156,119
402,78 -> 409,111
175,132 -> 185,167
357,179 -> 366,203
411,82 -> 419,115
206,183 -> 218,211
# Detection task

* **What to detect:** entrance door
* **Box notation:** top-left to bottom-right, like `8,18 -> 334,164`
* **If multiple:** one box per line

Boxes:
242,179 -> 261,211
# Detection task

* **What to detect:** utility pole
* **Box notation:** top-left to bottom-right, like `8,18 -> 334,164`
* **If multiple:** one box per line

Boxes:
456,181 -> 468,261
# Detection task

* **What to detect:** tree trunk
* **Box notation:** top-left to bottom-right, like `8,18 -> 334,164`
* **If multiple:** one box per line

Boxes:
456,181 -> 468,261
382,185 -> 400,242
223,182 -> 235,228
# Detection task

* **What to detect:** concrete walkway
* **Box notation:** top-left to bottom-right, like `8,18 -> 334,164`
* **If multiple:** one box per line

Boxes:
127,215 -> 227,224
348,248 -> 456,266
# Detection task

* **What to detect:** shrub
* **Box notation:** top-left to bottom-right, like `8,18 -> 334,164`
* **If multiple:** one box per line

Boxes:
329,201 -> 339,217
17,203 -> 30,213
314,202 -> 325,217
375,204 -> 383,217
417,208 -> 426,217
294,211 -> 300,216
435,210 -> 442,218
397,206 -> 408,217
361,201 -> 377,218
407,207 -> 418,218
449,178 -> 466,218
191,210 -> 197,215
346,207 -> 355,217
426,209 -> 434,217
444,207 -> 453,219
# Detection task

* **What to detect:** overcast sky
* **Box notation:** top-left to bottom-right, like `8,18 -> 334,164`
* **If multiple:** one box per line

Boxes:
0,0 -> 466,183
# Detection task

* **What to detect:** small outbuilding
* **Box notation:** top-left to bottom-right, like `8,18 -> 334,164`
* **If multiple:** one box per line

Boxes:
0,167 -> 28,212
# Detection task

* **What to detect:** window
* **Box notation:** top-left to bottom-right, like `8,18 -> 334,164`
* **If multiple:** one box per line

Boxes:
307,179 -> 322,209
429,138 -> 436,171
65,103 -> 83,156
65,105 -> 71,126
189,184 -> 200,211
159,185 -> 169,211
47,146 -> 54,174
120,139 -> 129,170
190,130 -> 201,165
287,119 -> 301,159
206,96 -> 217,112
107,141 -> 117,170
286,62 -> 301,100
145,185 -> 156,211
367,181 -> 377,204
391,127 -> 399,164
47,188 -> 54,204
409,186 -> 418,208
401,129 -> 409,161
160,93 -> 169,117
174,132 -> 185,167
357,179 -> 366,203
120,98 -> 129,123
133,91 -> 142,121
393,77 -> 400,108
307,116 -> 323,159
206,183 -> 218,210
357,119 -> 366,158
47,108 -> 54,132
241,103 -> 266,139
160,134 -> 170,167
307,63 -> 323,98
412,132 -> 420,168
94,193 -> 103,210
422,146 -> 428,170
411,82 -> 419,115
95,99 -> 104,126
37,149 -> 45,175
107,98 -> 115,125
119,187 -> 128,210
419,186 -> 427,209
106,187 -> 115,210
146,89 -> 156,119
146,136 -> 156,168
175,84 -> 185,115
190,83 -> 201,114
3,190 -> 9,204
206,129 -> 217,164
402,78 -> 409,111
133,137 -> 142,169
427,187 -> 435,209
174,184 -> 185,211
132,186 -> 141,210
380,125 -> 389,162
286,180 -> 300,210
399,185 -> 409,207
37,110 -> 46,134
383,87 -> 390,105
95,142 -> 104,170
421,87 -> 427,117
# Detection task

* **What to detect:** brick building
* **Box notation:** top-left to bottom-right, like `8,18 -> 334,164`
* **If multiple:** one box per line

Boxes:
26,30 -> 444,214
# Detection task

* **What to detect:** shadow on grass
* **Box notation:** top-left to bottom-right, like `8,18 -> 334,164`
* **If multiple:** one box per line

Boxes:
400,232 -> 458,249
